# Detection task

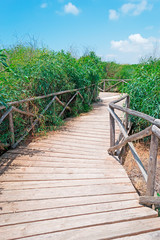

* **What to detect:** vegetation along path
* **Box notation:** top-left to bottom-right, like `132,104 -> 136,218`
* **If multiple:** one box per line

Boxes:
0,92 -> 160,240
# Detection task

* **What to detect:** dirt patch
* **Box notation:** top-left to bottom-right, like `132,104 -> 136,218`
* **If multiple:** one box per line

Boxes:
123,141 -> 160,196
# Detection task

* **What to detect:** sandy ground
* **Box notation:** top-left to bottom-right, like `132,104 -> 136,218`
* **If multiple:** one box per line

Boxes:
123,141 -> 160,195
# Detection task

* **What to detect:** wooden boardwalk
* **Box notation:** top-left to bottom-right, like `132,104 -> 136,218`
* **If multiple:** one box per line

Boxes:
0,92 -> 160,240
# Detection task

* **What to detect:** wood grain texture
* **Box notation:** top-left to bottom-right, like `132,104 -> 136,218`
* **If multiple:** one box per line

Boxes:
0,92 -> 158,240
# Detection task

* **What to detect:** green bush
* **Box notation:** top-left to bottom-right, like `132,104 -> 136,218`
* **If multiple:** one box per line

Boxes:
0,45 -> 105,148
123,57 -> 160,131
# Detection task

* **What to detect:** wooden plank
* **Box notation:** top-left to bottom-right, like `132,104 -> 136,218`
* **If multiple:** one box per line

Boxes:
45,133 -> 110,143
0,200 -> 142,227
1,154 -> 115,164
1,159 -> 121,168
29,139 -> 108,147
116,230 -> 160,239
0,172 -> 129,182
20,218 -> 160,240
3,166 -> 126,175
0,92 -> 159,240
20,144 -> 107,154
5,149 -> 108,160
0,193 -> 139,215
0,184 -> 136,202
1,178 -> 131,190
0,208 -> 157,240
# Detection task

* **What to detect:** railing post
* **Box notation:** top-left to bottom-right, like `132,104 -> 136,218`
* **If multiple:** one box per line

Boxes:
110,107 -> 115,147
93,86 -> 96,101
103,81 -> 105,92
125,95 -> 130,131
146,133 -> 159,196
9,112 -> 15,145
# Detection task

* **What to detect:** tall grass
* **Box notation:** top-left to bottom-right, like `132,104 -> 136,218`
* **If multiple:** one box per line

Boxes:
0,45 -> 106,148
123,57 -> 160,131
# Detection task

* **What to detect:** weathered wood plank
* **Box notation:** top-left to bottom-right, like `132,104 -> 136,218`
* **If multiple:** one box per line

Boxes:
0,184 -> 136,202
0,92 -> 158,240
0,172 -> 129,182
21,218 -> 160,240
116,230 -> 160,239
0,200 -> 141,227
140,196 -> 160,207
1,159 -> 120,168
0,208 -> 157,240
0,193 -> 138,215
0,178 -> 131,190
3,166 -> 126,175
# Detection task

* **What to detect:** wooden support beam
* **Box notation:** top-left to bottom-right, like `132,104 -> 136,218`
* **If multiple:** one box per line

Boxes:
0,107 -> 13,124
105,82 -> 121,92
12,106 -> 35,117
139,196 -> 160,207
77,91 -> 84,102
103,81 -> 105,92
152,125 -> 160,139
55,97 -> 71,111
125,95 -> 130,130
9,112 -> 15,145
109,107 -> 115,147
146,133 -> 159,196
98,87 -> 104,92
107,107 -> 148,182
108,126 -> 152,155
12,96 -> 56,149
59,92 -> 78,118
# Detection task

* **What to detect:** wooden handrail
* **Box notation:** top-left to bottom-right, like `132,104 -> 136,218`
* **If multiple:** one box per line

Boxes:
0,85 -> 97,111
108,106 -> 148,182
0,84 -> 98,149
108,126 -> 152,155
99,79 -> 130,92
107,94 -> 160,197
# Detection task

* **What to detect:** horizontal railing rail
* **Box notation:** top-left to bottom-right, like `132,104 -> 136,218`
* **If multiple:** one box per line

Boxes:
107,94 -> 160,202
0,84 -> 98,149
98,79 -> 131,92
0,79 -> 129,150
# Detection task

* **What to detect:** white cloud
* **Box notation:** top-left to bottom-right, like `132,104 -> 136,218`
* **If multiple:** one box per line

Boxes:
109,9 -> 119,20
109,0 -> 153,20
64,2 -> 80,15
111,34 -> 159,53
105,33 -> 160,63
40,3 -> 48,8
121,3 -> 135,14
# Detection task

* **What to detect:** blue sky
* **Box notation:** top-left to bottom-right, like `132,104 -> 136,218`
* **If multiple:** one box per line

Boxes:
0,0 -> 160,64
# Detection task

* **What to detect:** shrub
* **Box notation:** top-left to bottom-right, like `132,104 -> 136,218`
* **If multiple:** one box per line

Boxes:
0,45 -> 105,147
123,57 -> 160,131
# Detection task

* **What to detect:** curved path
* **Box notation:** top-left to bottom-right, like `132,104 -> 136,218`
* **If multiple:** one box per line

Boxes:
0,92 -> 160,239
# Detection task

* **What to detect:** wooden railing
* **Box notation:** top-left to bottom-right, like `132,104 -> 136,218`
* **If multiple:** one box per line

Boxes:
0,84 -> 98,149
0,78 -> 129,150
98,79 -> 131,92
107,94 -> 160,206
